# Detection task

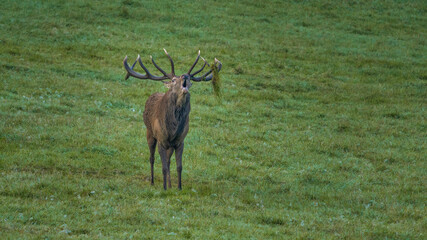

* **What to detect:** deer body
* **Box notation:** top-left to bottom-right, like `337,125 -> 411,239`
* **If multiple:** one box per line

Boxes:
143,90 -> 190,190
123,49 -> 221,190
143,91 -> 190,148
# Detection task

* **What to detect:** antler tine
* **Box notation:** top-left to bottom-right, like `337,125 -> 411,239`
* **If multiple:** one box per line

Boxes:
187,50 -> 200,75
123,54 -> 171,81
136,55 -> 152,75
163,48 -> 175,76
190,56 -> 207,77
150,55 -> 169,77
124,58 -> 138,80
124,56 -> 148,79
190,58 -> 222,82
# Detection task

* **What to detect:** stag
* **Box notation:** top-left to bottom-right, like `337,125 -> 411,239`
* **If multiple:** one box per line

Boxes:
123,49 -> 222,190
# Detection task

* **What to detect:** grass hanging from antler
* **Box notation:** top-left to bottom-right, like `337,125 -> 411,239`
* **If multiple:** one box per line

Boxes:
211,59 -> 222,100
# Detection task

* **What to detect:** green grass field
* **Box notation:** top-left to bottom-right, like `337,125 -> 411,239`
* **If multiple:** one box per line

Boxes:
1,0 -> 426,239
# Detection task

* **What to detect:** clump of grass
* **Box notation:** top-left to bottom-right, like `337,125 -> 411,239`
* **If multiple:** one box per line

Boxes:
119,6 -> 130,18
211,59 -> 222,100
233,64 -> 244,75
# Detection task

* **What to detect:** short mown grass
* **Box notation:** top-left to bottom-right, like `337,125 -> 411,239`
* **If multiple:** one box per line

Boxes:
1,0 -> 426,239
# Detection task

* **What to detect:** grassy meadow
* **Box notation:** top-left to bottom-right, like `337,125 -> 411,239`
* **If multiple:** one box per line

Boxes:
1,0 -> 426,238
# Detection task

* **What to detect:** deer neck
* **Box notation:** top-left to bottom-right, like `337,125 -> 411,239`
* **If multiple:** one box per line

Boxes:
163,91 -> 190,129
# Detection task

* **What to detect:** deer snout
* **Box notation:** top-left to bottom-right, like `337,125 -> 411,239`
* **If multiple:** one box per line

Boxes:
182,84 -> 189,94
180,77 -> 189,93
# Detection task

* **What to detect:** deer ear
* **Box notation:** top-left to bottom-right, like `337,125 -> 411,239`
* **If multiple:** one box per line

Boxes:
163,81 -> 172,88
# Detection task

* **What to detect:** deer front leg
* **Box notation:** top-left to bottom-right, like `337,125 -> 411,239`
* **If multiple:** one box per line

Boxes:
166,148 -> 174,189
158,144 -> 174,190
175,143 -> 184,190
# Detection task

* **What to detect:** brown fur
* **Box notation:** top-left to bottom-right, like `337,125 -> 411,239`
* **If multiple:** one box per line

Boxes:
143,76 -> 192,190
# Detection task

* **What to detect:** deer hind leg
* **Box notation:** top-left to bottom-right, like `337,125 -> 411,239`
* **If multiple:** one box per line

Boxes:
147,131 -> 157,185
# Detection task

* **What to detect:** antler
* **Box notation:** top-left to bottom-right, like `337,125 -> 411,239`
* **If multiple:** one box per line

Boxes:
124,49 -> 222,82
123,49 -> 176,81
188,55 -> 222,82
